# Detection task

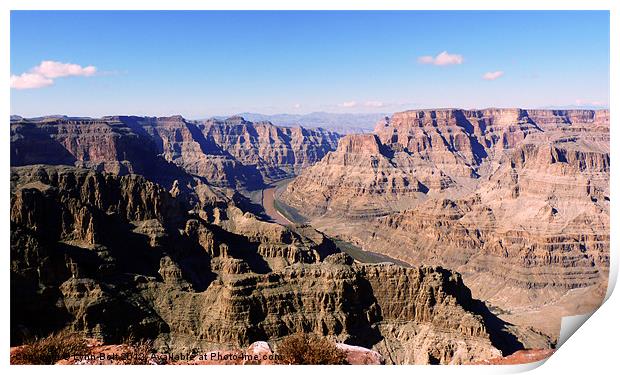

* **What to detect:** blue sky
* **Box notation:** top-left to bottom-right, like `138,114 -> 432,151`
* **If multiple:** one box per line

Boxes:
10,11 -> 609,118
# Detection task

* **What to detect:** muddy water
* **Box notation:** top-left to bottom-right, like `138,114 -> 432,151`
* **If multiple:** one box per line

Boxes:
261,178 -> 410,267
262,183 -> 293,226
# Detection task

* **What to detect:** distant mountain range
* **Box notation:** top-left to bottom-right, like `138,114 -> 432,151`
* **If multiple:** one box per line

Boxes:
212,112 -> 388,134
13,107 -> 608,135
12,112 -> 387,135
537,105 -> 609,110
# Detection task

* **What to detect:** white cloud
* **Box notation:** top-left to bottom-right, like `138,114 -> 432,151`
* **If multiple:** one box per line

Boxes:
32,60 -> 96,78
417,51 -> 463,66
364,101 -> 384,108
340,101 -> 357,108
338,100 -> 389,109
576,99 -> 604,106
482,71 -> 504,81
10,73 -> 54,89
293,103 -> 301,109
10,60 -> 97,90
417,56 -> 435,64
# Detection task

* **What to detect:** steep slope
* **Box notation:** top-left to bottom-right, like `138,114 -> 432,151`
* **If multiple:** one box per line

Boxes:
200,116 -> 340,181
281,108 -> 609,339
10,115 -> 341,190
10,165 -> 546,364
10,117 -> 192,189
110,115 -> 264,189
285,109 -> 609,217
284,134 -> 431,218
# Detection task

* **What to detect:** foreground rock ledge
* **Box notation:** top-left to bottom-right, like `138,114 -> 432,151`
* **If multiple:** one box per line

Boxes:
13,342 -> 554,365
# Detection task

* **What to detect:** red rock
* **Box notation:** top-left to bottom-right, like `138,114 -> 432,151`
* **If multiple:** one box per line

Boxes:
472,349 -> 555,365
244,341 -> 275,364
336,343 -> 384,365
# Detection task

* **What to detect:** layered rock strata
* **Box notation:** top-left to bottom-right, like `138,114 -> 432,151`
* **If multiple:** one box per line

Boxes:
200,116 -> 340,179
10,115 -> 340,190
10,165 -> 545,364
281,108 -> 609,338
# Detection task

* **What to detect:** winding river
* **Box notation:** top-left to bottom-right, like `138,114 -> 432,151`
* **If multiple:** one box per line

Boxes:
260,178 -> 411,267
261,178 -> 295,226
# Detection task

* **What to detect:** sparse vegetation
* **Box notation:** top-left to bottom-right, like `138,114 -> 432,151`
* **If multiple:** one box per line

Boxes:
276,333 -> 348,365
120,335 -> 155,365
11,331 -> 90,365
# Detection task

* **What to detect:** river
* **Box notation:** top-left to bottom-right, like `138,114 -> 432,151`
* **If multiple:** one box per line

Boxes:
260,178 -> 411,267
261,179 -> 295,226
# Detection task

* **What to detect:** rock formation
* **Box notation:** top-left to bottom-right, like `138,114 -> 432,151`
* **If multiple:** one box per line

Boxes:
281,108 -> 609,339
10,165 -> 546,364
10,117 -> 192,189
11,107 -> 603,363
284,133 -> 433,218
10,115 -> 340,190
200,116 -> 341,180
236,112 -> 385,134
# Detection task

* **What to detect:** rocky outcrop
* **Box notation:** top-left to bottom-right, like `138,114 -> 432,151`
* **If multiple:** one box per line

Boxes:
10,165 -> 544,364
284,109 -> 609,217
10,117 -> 192,189
112,115 -> 264,189
472,349 -> 555,365
200,116 -> 340,181
10,115 -> 341,190
284,134 -> 429,217
281,108 -> 609,340
335,343 -> 384,365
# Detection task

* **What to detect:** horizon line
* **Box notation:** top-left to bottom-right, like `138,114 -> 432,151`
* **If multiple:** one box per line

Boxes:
10,106 -> 610,121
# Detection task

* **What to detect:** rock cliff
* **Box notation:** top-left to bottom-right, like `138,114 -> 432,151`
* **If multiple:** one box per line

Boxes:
10,165 -> 544,364
10,117 -> 192,189
284,134 -> 429,217
200,116 -> 340,180
281,108 -> 609,339
10,115 -> 341,190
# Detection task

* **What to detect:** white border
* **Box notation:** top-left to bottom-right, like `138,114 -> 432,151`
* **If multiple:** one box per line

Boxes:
2,1 -> 617,375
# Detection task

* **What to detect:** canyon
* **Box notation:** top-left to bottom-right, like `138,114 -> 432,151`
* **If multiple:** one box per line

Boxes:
10,115 -> 340,190
9,108 -> 608,364
9,165 -> 548,364
281,108 -> 610,340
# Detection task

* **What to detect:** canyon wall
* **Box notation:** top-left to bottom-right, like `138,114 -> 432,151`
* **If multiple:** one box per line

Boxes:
281,109 -> 609,338
9,165 -> 545,364
10,115 -> 341,190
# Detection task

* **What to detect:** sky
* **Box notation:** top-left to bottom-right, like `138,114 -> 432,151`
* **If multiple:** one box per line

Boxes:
10,10 -> 610,118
